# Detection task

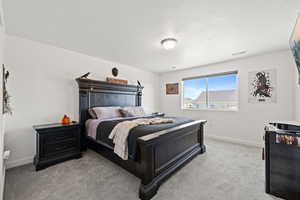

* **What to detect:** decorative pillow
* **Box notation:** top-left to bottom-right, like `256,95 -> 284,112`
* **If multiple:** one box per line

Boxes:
88,108 -> 97,119
120,106 -> 145,117
91,106 -> 122,119
119,109 -> 134,117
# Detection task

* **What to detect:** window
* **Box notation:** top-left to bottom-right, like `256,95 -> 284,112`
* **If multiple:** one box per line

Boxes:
182,72 -> 238,111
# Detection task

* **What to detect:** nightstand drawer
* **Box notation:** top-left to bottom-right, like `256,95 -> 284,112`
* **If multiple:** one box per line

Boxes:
43,129 -> 78,144
43,140 -> 77,156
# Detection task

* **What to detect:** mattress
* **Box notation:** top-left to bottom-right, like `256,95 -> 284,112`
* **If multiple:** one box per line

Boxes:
86,116 -> 194,160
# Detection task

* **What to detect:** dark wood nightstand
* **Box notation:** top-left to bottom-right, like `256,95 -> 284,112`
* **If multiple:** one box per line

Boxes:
33,122 -> 82,171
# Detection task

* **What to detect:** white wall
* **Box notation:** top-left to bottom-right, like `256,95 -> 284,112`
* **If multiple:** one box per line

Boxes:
160,50 -> 296,147
4,35 -> 160,168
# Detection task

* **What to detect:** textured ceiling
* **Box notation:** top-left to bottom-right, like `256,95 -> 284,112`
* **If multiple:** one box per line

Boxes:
3,0 -> 300,73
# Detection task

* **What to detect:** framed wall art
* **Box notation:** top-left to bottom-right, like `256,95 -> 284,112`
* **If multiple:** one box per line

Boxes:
166,83 -> 179,95
248,69 -> 277,103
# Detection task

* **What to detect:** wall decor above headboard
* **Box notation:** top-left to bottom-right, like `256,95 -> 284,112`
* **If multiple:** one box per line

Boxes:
76,78 -> 140,92
76,78 -> 144,150
106,77 -> 128,85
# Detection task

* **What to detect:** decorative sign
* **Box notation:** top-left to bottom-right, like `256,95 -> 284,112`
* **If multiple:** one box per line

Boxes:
248,69 -> 277,103
106,77 -> 128,85
166,83 -> 179,95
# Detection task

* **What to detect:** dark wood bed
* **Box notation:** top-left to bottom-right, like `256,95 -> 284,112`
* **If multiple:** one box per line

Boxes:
76,78 -> 206,200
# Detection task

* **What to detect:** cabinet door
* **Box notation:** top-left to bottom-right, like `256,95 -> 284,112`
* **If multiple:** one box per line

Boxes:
269,134 -> 300,200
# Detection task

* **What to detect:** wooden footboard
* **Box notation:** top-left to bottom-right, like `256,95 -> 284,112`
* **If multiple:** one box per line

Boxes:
137,120 -> 206,200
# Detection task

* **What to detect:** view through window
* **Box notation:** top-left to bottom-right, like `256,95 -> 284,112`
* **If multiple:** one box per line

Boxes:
182,72 -> 238,110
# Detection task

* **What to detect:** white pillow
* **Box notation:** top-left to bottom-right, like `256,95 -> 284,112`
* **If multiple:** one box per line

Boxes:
91,106 -> 122,119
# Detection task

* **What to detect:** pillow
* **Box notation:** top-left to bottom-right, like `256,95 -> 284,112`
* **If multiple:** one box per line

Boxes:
88,108 -> 97,119
91,106 -> 122,119
120,106 -> 145,117
119,109 -> 134,117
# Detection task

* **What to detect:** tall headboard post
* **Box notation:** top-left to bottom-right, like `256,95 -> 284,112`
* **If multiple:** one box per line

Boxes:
136,87 -> 142,106
76,78 -> 144,150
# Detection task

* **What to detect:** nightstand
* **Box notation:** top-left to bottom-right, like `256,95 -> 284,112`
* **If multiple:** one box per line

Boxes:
33,122 -> 82,171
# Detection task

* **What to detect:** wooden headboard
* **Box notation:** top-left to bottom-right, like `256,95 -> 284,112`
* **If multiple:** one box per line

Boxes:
76,78 -> 143,149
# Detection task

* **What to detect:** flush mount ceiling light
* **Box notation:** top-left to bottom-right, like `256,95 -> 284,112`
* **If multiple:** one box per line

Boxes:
161,38 -> 178,50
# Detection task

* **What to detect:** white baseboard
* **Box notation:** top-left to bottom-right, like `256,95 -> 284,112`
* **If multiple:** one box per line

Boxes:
206,134 -> 263,148
6,156 -> 33,169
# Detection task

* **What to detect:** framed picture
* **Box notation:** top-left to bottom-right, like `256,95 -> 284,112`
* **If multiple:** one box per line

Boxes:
248,69 -> 277,103
166,83 -> 179,95
290,13 -> 300,84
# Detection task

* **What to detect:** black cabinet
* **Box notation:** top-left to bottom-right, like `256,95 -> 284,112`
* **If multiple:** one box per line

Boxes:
265,122 -> 300,200
33,122 -> 82,171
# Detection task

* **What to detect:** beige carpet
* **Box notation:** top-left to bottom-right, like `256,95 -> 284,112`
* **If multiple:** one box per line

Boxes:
4,139 -> 281,200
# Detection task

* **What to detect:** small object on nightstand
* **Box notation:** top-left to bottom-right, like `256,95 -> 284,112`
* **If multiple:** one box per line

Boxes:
33,122 -> 82,171
61,114 -> 71,124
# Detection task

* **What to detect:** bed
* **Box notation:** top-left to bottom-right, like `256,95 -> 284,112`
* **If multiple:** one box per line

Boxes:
76,78 -> 206,200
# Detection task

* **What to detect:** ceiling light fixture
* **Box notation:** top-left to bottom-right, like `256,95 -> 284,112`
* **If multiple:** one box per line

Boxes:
161,38 -> 178,50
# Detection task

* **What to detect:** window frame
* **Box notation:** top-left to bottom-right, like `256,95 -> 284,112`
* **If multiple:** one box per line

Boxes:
181,71 -> 239,112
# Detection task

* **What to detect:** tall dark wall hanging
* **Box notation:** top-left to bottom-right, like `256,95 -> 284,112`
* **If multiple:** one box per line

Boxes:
3,64 -> 12,114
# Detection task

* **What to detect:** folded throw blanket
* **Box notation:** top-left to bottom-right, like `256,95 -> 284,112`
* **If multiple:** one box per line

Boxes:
109,118 -> 174,160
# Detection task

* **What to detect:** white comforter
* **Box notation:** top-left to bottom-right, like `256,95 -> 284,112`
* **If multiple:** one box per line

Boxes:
108,118 -> 174,160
